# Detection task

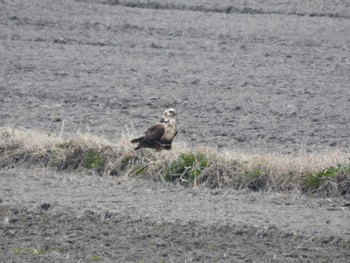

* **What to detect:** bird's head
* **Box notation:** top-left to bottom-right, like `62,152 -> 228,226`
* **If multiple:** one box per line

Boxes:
164,108 -> 177,118
161,108 -> 177,123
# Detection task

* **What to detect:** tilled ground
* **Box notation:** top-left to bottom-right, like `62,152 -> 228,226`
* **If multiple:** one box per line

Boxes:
0,169 -> 350,262
1,0 -> 350,153
1,0 -> 350,262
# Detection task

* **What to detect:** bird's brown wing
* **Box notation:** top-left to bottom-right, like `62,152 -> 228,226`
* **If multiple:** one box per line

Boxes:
144,124 -> 165,142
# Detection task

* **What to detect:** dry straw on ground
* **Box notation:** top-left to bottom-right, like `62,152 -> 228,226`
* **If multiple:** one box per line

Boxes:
0,126 -> 349,197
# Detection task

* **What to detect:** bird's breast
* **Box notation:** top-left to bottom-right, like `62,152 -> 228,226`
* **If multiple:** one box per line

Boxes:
162,124 -> 176,140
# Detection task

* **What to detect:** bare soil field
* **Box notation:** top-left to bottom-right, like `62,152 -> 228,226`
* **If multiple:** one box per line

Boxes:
1,0 -> 350,262
1,0 -> 350,153
1,169 -> 350,262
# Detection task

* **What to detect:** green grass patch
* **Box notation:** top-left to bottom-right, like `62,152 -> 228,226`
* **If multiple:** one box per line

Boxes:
12,246 -> 60,256
306,165 -> 341,191
91,254 -> 102,262
81,149 -> 104,170
166,153 -> 209,184
12,247 -> 46,255
303,163 -> 350,195
245,169 -> 265,179
244,169 -> 269,191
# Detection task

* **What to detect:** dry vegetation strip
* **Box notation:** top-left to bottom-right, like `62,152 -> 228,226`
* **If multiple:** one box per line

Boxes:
0,126 -> 349,197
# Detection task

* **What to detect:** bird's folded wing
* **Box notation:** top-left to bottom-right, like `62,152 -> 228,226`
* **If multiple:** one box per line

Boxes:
144,124 -> 165,141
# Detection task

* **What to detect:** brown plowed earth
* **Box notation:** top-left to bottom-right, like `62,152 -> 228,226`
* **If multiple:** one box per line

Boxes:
1,169 -> 350,262
1,0 -> 350,153
1,0 -> 350,262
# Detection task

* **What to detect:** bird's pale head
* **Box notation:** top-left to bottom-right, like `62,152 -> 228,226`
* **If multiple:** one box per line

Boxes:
161,108 -> 177,123
164,108 -> 177,118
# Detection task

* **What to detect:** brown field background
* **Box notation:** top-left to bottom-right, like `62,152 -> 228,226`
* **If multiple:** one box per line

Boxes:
1,0 -> 350,262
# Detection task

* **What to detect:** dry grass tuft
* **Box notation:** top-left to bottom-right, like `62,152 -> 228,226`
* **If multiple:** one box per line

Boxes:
1,126 -> 349,197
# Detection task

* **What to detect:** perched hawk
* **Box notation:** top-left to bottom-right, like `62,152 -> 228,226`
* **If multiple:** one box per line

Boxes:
131,108 -> 177,151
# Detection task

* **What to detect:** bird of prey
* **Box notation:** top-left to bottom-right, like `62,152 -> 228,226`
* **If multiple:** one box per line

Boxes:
131,108 -> 177,151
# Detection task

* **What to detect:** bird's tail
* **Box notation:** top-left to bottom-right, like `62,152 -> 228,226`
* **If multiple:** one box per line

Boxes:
130,137 -> 144,143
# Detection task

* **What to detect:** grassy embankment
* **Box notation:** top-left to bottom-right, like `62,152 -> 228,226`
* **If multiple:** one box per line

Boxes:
0,126 -> 349,197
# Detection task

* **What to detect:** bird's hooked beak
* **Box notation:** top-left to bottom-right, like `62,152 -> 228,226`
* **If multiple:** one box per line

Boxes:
166,108 -> 177,116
